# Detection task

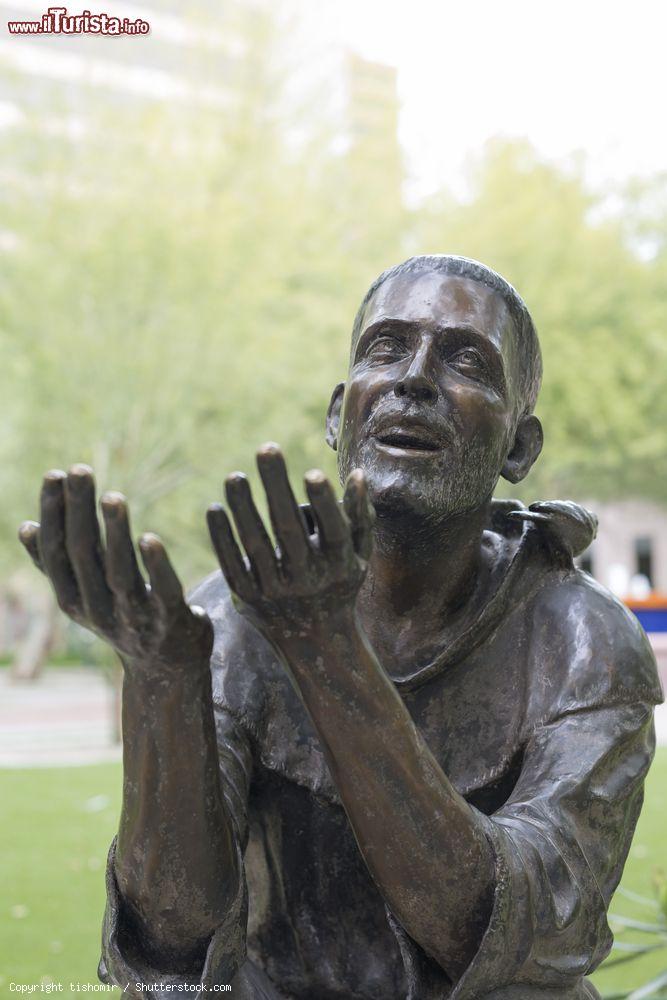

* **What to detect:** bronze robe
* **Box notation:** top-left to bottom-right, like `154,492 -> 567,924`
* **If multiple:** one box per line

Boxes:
100,501 -> 663,999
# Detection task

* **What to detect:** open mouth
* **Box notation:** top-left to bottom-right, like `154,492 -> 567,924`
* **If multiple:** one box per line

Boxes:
374,429 -> 442,453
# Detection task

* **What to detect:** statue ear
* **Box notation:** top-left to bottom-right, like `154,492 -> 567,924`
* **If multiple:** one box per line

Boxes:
326,383 -> 345,451
501,414 -> 543,484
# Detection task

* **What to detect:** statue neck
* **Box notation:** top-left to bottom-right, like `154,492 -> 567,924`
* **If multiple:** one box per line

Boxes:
358,503 -> 489,640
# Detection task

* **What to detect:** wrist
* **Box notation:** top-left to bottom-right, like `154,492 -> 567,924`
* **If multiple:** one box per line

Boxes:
270,605 -> 364,692
120,659 -> 218,759
273,601 -> 357,647
121,652 -> 212,705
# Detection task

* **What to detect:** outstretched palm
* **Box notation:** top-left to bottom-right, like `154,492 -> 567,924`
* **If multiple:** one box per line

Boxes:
206,443 -> 374,641
19,465 -> 212,670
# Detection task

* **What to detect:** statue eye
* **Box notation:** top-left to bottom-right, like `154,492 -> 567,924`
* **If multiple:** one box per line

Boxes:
449,348 -> 487,376
366,336 -> 407,360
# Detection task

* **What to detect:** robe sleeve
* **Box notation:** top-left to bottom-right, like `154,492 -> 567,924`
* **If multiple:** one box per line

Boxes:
98,708 -> 253,999
453,701 -> 657,996
390,700 -> 658,1000
390,703 -> 655,1000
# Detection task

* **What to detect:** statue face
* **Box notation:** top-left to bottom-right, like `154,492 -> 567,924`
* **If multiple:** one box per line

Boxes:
334,272 -> 524,521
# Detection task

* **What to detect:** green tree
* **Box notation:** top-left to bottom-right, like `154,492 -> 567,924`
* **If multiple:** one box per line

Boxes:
0,1 -> 407,593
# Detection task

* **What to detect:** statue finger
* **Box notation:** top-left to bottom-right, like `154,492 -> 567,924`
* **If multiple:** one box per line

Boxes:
343,469 -> 374,561
304,471 -> 350,555
207,504 -> 257,604
100,492 -> 148,612
39,470 -> 83,618
138,533 -> 185,614
225,473 -> 280,593
256,443 -> 310,577
18,520 -> 44,573
64,465 -> 114,631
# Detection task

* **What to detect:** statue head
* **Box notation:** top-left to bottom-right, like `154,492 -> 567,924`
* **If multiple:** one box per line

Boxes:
326,255 -> 544,523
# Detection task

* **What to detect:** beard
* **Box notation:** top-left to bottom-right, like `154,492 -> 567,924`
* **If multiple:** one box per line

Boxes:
337,432 -> 506,528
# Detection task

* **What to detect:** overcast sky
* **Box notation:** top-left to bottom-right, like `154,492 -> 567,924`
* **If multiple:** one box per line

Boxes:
317,0 -> 667,200
1,0 -> 664,204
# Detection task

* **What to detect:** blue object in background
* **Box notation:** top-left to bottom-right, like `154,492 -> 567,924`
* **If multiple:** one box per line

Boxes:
629,608 -> 667,634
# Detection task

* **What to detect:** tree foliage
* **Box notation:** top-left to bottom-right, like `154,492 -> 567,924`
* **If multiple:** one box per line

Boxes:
0,5 -> 665,589
416,139 -> 667,504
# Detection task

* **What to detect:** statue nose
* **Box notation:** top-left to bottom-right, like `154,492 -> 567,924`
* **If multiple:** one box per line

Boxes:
394,370 -> 438,403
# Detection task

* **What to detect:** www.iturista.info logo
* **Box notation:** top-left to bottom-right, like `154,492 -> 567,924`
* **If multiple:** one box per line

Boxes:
7,6 -> 150,34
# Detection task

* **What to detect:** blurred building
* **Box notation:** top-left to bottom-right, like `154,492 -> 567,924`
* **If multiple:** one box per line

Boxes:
578,498 -> 667,597
0,0 -> 246,127
578,498 -> 667,684
0,1 -> 401,169
345,52 -> 402,203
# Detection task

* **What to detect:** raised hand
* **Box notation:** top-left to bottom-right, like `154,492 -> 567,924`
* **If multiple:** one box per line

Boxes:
19,465 -> 212,669
206,444 -> 374,641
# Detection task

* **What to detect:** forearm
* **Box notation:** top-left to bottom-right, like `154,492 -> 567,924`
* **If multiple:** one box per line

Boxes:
18,470 -> 242,969
115,659 -> 240,966
280,608 -> 494,979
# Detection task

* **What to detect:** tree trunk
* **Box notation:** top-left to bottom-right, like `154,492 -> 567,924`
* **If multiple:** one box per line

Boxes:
11,595 -> 58,681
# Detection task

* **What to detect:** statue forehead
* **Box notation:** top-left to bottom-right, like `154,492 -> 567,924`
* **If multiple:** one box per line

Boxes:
360,272 -> 514,353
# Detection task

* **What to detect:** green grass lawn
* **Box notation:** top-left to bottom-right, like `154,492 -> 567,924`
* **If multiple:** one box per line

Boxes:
0,763 -> 123,995
0,751 -> 665,997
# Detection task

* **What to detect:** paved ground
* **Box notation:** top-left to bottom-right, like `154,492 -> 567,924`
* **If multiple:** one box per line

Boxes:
0,667 -> 122,767
0,662 -> 666,768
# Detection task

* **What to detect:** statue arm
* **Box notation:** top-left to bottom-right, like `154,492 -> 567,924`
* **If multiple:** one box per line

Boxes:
438,701 -> 657,996
273,605 -> 495,982
19,468 -> 247,986
100,697 -> 250,992
207,449 -> 493,981
110,665 -> 245,972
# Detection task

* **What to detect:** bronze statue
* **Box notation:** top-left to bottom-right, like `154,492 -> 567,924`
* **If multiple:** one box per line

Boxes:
19,256 -> 663,999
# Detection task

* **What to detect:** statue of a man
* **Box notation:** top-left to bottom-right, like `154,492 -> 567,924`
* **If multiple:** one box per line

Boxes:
20,256 -> 662,999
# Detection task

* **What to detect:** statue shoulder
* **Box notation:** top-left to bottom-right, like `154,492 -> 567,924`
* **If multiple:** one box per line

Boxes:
187,570 -> 337,799
188,568 -> 230,617
188,570 -> 280,732
526,567 -> 663,720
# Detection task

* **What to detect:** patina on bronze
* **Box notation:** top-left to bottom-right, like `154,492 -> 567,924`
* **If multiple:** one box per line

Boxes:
20,256 -> 662,1000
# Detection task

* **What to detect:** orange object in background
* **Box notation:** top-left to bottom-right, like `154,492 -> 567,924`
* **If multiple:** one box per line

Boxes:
624,593 -> 667,633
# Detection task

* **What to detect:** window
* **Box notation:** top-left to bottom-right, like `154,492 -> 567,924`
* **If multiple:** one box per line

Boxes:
634,537 -> 654,587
